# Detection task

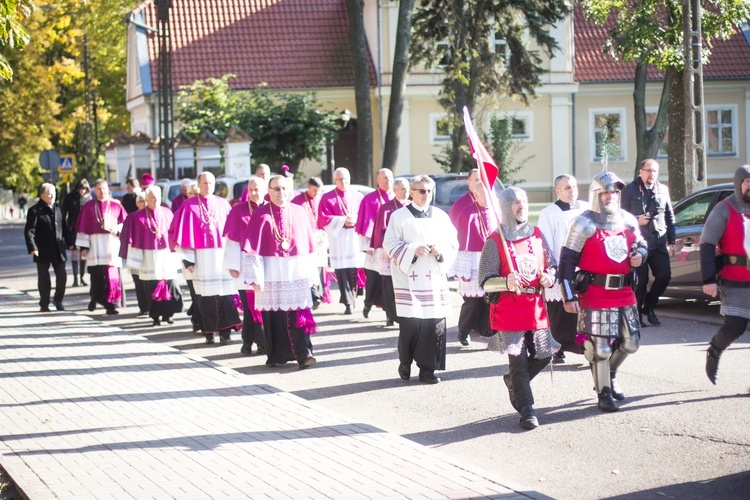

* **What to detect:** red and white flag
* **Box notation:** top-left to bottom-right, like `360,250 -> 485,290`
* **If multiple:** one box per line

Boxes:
463,106 -> 501,224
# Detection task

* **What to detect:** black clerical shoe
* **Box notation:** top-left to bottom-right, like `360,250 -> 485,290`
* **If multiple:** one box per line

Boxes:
398,363 -> 411,381
219,336 -> 231,345
298,356 -> 317,370
105,309 -> 119,316
205,334 -> 215,345
163,316 -> 174,324
40,305 -> 51,313
256,346 -> 267,356
152,319 -> 161,327
344,305 -> 352,315
646,309 -> 661,326
240,343 -> 252,355
80,278 -> 88,286
87,300 -> 96,312
312,298 -> 321,310
458,332 -> 470,346
385,319 -> 395,327
53,300 -> 64,311
418,370 -> 440,384
363,305 -> 371,318
552,350 -> 566,364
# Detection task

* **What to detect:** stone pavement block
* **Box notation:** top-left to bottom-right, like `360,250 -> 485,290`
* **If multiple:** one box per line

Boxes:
0,287 -> 539,499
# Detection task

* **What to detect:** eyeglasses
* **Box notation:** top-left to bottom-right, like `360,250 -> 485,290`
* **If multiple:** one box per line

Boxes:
269,186 -> 288,192
411,188 -> 432,194
641,169 -> 658,173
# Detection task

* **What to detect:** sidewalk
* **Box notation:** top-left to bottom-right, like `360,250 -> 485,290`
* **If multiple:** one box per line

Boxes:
0,287 -> 542,499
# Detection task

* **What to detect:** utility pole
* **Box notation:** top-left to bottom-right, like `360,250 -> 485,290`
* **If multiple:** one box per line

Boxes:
156,0 -> 175,179
683,0 -> 707,195
82,32 -> 98,177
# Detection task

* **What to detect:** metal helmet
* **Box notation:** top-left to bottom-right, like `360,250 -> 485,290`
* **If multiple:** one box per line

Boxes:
733,165 -> 750,215
589,171 -> 625,215
499,186 -> 533,241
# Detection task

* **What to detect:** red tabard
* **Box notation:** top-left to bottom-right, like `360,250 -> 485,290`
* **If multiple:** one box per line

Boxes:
488,229 -> 549,331
718,200 -> 750,282
577,227 -> 637,309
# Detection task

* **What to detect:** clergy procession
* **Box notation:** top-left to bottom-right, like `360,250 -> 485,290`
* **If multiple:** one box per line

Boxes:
27,151 -> 749,433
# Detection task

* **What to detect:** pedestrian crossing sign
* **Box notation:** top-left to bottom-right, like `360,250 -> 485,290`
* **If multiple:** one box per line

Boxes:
58,154 -> 76,183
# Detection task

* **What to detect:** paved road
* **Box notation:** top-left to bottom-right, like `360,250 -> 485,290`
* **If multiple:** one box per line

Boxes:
2,220 -> 749,499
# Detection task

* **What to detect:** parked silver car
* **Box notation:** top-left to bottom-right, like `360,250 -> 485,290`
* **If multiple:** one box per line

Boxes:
664,183 -> 733,299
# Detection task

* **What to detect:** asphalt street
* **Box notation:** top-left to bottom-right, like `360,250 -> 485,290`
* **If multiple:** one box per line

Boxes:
2,220 -> 748,499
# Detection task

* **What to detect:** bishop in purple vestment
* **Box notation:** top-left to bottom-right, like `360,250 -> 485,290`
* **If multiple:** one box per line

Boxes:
242,175 -> 320,369
76,179 -> 127,315
224,177 -> 268,356
356,168 -> 394,319
291,176 -> 328,307
169,171 -> 241,344
318,167 -> 364,314
448,168 -> 480,225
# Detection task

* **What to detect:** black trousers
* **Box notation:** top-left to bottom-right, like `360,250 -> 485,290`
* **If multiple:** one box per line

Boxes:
636,248 -> 671,312
132,274 -> 150,314
89,265 -> 118,312
381,275 -> 397,323
144,279 -> 183,321
196,295 -> 241,334
398,317 -> 447,371
261,310 -> 313,365
36,260 -> 66,307
335,268 -> 358,306
239,290 -> 265,349
363,268 -> 383,308
710,315 -> 748,351
457,296 -> 489,337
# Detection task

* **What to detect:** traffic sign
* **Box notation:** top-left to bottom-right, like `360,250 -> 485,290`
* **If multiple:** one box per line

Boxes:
58,155 -> 76,172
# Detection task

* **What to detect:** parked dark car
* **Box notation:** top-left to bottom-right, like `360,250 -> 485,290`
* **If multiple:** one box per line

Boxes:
400,173 -> 505,213
664,183 -> 733,299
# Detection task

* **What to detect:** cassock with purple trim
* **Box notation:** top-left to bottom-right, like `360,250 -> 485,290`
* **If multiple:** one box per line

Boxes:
169,194 -> 241,340
242,202 -> 320,368
76,198 -> 127,313
120,206 -> 183,324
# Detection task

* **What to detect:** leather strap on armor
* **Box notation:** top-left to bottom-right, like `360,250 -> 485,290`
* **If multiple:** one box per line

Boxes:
721,254 -> 750,269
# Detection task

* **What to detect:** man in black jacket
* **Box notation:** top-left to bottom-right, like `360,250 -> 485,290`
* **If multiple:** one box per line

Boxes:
621,159 -> 676,326
24,183 -> 70,312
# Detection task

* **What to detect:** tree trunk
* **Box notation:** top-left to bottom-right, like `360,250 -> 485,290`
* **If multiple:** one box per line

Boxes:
667,66 -> 688,200
345,0 -> 374,186
381,0 -> 415,175
633,63 -> 670,178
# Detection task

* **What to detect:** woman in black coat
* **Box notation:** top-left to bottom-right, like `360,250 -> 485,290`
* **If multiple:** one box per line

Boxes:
61,178 -> 91,286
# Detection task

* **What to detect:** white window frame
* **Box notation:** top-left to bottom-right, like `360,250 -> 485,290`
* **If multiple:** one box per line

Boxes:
490,111 -> 533,142
488,30 -> 511,68
589,108 -> 627,164
645,107 -> 668,159
705,104 -> 738,157
429,113 -> 451,144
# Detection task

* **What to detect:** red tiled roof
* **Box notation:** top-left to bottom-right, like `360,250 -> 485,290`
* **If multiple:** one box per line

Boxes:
134,0 -> 376,92
574,3 -> 750,83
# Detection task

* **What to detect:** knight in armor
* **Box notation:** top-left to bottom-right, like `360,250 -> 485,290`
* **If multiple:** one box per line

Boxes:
558,171 -> 647,412
478,187 -> 559,430
700,165 -> 750,384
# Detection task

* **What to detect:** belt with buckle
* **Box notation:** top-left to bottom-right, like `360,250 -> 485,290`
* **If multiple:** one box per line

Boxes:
512,286 -> 541,295
589,273 -> 632,290
722,255 -> 750,269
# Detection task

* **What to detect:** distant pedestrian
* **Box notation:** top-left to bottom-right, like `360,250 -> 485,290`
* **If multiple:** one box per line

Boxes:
61,178 -> 91,287
170,178 -> 192,213
17,194 -> 28,218
121,177 -> 141,214
76,179 -> 127,315
384,175 -> 458,384
700,165 -> 750,385
621,159 -> 676,326
24,183 -> 70,312
255,163 -> 270,181
241,175 -> 320,369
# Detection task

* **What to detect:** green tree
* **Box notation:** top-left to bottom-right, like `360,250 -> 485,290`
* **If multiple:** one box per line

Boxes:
177,75 -> 340,173
0,0 -> 33,81
581,0 -> 750,198
488,114 -> 532,185
410,0 -> 570,172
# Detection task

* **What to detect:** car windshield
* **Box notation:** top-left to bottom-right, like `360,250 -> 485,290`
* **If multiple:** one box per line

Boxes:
234,181 -> 249,201
433,177 -> 503,207
168,184 -> 181,202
